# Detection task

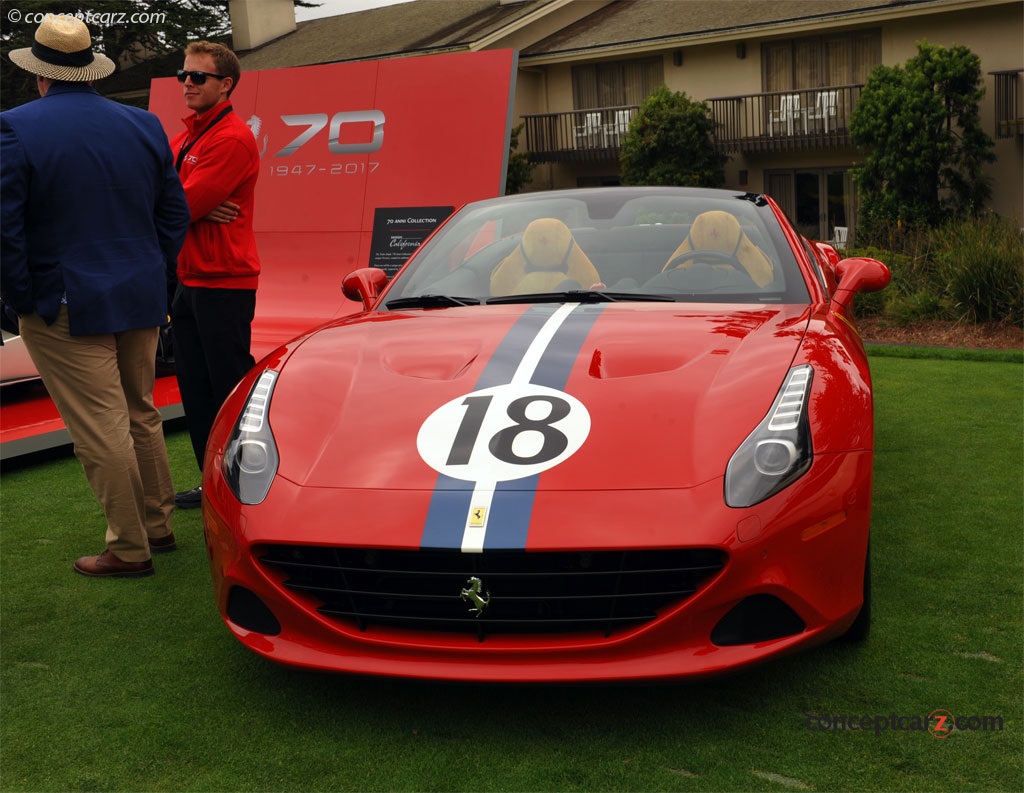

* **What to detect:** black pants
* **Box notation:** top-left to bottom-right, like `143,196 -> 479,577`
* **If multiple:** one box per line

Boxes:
172,284 -> 256,470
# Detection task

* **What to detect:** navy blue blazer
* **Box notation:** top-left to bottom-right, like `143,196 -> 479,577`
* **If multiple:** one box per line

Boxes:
1,83 -> 190,335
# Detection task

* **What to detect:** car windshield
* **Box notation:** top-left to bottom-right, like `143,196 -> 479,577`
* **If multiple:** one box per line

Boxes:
384,188 -> 810,308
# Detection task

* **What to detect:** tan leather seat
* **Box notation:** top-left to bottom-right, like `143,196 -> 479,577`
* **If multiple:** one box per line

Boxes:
663,210 -> 774,287
490,218 -> 601,296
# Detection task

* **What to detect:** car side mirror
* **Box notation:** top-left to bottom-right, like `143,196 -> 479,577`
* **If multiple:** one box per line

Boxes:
831,257 -> 891,312
342,268 -> 389,311
811,240 -> 841,292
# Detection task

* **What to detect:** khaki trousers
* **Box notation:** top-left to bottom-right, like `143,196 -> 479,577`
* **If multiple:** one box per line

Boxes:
19,308 -> 174,562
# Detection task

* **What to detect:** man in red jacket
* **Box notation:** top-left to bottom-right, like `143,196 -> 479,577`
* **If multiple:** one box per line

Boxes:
170,40 -> 260,508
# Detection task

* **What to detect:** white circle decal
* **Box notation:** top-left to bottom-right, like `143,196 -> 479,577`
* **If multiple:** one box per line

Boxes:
417,383 -> 591,482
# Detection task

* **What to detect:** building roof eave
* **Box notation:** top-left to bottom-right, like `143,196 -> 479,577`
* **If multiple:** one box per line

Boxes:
519,0 -> 1012,65
469,0 -> 604,50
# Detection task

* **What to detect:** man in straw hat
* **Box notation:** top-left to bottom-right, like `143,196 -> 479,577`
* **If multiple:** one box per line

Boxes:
1,14 -> 191,578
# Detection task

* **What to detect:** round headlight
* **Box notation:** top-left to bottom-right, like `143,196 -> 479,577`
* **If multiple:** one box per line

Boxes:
239,440 -> 270,474
753,439 -> 798,476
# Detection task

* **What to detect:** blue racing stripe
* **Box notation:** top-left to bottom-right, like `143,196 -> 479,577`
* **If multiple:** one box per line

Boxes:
473,304 -> 560,390
483,304 -> 607,550
419,475 -> 475,550
483,477 -> 540,550
531,304 -> 605,390
420,303 -> 605,550
421,306 -> 555,549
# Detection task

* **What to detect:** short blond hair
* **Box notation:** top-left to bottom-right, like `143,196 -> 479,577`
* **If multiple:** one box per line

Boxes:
184,41 -> 241,95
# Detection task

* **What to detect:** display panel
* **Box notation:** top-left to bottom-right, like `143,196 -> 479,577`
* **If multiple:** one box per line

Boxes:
148,49 -> 517,358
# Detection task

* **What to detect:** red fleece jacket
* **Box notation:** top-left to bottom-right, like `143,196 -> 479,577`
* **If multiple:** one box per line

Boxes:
171,104 -> 260,289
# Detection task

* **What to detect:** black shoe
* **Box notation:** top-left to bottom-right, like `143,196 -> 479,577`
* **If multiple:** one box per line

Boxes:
175,486 -> 203,509
149,532 -> 178,553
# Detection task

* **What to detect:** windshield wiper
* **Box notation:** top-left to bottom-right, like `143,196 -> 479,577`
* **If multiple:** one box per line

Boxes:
487,290 -> 676,305
385,294 -> 481,310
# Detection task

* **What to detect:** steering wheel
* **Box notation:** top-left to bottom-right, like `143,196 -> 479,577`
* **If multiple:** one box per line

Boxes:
665,248 -> 742,271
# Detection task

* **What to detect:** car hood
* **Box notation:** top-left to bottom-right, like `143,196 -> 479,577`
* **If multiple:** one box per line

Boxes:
265,302 -> 810,492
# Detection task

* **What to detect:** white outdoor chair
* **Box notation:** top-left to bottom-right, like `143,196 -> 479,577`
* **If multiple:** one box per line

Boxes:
807,90 -> 838,132
831,226 -> 849,251
769,94 -> 805,136
604,109 -> 631,145
574,112 -> 602,148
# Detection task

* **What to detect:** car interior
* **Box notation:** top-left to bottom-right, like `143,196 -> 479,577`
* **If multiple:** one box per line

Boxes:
389,195 -> 809,306
489,218 -> 603,296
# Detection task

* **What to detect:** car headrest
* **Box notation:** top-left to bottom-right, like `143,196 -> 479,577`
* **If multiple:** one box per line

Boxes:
490,218 -> 601,296
663,210 -> 774,287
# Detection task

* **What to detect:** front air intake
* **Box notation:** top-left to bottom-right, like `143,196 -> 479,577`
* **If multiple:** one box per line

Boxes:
710,594 -> 805,646
227,586 -> 281,635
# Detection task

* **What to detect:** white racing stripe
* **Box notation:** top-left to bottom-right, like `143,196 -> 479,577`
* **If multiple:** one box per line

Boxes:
462,304 -> 579,552
508,303 -> 578,385
461,480 -> 496,553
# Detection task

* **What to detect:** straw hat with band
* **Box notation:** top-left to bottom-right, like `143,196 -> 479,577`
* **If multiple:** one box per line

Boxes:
9,14 -> 115,82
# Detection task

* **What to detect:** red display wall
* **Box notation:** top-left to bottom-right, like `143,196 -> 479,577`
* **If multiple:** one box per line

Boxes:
148,49 -> 518,359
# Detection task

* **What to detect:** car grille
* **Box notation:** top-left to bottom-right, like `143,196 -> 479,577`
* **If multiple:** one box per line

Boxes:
257,545 -> 726,640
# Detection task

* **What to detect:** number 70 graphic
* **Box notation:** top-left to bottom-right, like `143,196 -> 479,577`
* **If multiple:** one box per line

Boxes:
275,111 -> 386,157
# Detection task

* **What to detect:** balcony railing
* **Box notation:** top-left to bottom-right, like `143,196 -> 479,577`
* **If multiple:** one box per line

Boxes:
523,105 -> 639,163
709,85 -> 862,153
521,86 -> 864,163
990,69 -> 1023,138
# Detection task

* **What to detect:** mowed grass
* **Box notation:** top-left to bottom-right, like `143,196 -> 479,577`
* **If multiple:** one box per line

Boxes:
1,348 -> 1021,792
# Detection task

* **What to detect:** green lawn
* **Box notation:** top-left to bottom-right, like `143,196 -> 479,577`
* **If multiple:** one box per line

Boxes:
1,348 -> 1021,792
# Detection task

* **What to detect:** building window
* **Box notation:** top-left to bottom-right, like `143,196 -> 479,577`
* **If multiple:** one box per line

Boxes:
572,57 -> 664,109
767,168 -> 857,246
763,30 -> 880,91
991,69 -> 1023,138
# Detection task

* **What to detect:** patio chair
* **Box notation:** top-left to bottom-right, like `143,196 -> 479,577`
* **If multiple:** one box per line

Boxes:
574,112 -> 602,148
604,109 -> 631,145
769,94 -> 805,136
807,90 -> 838,133
831,226 -> 848,251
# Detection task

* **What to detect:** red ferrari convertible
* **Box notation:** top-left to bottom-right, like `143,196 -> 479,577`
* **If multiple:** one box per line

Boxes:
201,187 -> 890,681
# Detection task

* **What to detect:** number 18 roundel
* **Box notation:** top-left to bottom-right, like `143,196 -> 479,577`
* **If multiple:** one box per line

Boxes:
416,383 -> 591,483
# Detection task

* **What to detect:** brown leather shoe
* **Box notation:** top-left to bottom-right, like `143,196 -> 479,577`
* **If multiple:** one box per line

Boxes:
149,533 -> 177,553
73,549 -> 154,578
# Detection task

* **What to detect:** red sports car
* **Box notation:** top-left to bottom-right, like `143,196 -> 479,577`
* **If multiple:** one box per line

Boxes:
201,187 -> 890,682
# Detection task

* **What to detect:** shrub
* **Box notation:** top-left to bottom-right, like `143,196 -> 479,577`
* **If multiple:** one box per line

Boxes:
505,124 -> 534,195
884,290 -> 957,325
844,216 -> 1023,325
620,85 -> 726,187
931,214 -> 1024,324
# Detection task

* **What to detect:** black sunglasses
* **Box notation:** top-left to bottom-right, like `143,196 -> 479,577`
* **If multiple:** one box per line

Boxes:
176,69 -> 228,85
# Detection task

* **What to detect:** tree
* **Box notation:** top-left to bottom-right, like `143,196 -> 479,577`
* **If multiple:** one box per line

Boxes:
850,41 -> 995,233
619,84 -> 726,187
504,123 -> 534,194
0,0 -> 318,110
